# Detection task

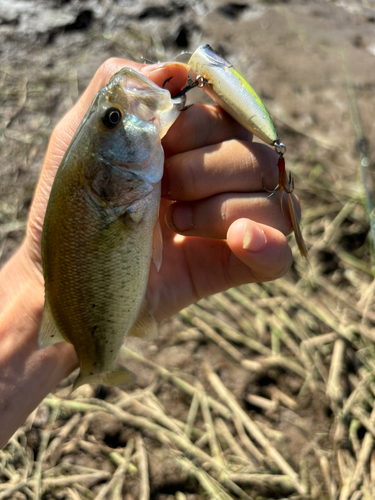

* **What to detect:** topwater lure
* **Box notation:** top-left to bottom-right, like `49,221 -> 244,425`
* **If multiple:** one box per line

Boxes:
180,44 -> 308,259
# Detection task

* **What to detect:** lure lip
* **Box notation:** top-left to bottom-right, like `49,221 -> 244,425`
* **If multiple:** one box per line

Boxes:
198,44 -> 232,68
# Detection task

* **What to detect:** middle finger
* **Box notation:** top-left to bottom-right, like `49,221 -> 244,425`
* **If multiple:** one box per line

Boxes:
162,104 -> 252,157
162,140 -> 280,201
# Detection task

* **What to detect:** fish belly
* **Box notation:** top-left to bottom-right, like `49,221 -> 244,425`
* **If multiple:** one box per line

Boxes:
41,172 -> 160,387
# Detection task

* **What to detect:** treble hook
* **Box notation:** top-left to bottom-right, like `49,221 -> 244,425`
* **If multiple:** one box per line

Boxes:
172,75 -> 208,98
263,140 -> 308,259
161,77 -> 193,111
162,76 -> 173,89
262,142 -> 290,196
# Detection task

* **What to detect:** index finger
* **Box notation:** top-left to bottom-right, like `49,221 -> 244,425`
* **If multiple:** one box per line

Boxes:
162,104 -> 253,157
54,58 -> 189,145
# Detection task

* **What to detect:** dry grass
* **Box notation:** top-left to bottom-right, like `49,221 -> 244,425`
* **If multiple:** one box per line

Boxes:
1,220 -> 374,499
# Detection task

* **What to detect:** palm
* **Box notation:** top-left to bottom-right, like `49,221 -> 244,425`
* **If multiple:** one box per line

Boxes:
147,198 -> 230,321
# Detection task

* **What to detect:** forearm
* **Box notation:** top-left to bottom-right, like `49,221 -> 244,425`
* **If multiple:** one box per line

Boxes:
0,246 -> 77,448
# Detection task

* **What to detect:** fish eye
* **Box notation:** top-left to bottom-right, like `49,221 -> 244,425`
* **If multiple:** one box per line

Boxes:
101,107 -> 122,129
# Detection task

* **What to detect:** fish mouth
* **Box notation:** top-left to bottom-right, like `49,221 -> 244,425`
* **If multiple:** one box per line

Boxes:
171,93 -> 187,110
158,93 -> 187,138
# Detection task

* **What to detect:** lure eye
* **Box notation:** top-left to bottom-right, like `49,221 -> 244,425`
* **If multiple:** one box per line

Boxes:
101,107 -> 122,129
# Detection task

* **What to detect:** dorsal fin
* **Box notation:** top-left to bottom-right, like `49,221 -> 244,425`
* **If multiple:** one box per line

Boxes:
38,299 -> 66,348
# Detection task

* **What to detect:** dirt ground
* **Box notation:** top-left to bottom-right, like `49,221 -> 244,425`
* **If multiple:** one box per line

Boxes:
1,0 -> 375,499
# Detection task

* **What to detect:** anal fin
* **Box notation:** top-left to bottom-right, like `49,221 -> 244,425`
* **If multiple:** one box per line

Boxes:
152,220 -> 163,272
127,300 -> 158,341
38,299 -> 67,348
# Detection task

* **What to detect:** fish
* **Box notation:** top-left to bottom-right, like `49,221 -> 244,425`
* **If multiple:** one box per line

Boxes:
39,68 -> 185,389
187,44 -> 308,259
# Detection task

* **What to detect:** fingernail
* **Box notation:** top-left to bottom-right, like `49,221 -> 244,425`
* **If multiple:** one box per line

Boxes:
166,203 -> 193,232
243,221 -> 267,252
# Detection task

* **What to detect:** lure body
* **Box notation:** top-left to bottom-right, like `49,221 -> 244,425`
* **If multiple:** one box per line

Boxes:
188,44 -> 279,145
40,68 -> 185,388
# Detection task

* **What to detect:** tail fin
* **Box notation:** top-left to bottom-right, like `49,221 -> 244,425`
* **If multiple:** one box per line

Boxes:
73,364 -> 135,391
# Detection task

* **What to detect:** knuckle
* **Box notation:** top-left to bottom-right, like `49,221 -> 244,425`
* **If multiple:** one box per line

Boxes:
178,154 -> 200,197
96,57 -> 129,86
220,198 -> 230,232
271,248 -> 293,280
96,58 -> 117,85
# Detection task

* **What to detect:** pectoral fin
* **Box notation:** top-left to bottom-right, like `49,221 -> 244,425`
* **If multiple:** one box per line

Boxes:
38,299 -> 67,348
152,220 -> 163,272
127,300 -> 158,341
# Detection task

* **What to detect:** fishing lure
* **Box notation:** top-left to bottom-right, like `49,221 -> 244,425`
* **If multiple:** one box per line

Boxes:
178,44 -> 308,259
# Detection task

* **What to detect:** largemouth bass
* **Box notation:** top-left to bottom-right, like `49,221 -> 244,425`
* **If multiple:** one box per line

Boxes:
40,68 -> 185,389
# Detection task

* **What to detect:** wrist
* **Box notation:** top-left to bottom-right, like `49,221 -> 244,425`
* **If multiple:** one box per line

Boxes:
0,244 -> 44,321
0,245 -> 77,448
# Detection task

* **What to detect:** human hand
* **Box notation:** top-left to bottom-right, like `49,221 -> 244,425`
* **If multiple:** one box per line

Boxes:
0,58 -> 294,446
148,104 -> 294,320
22,56 -> 293,322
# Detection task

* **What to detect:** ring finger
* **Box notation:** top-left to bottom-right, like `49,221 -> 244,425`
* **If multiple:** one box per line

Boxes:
165,191 -> 297,239
162,140 -> 280,200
